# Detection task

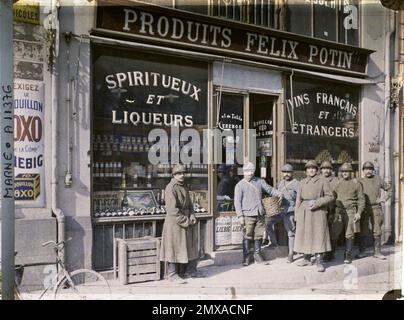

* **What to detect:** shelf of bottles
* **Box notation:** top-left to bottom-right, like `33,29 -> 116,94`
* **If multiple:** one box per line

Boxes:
92,133 -> 209,219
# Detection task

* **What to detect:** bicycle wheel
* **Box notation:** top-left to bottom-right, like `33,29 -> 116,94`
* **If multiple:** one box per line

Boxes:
54,269 -> 111,300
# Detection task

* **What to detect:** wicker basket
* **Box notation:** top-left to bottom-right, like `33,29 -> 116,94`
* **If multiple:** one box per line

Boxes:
262,196 -> 281,217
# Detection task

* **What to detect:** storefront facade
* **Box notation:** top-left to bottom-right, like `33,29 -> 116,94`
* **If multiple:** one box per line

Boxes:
7,0 -> 401,287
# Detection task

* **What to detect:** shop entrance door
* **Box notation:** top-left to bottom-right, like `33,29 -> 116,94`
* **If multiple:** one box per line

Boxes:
213,88 -> 279,249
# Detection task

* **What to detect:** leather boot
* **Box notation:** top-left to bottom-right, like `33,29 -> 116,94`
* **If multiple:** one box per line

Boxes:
355,236 -> 367,259
183,260 -> 206,279
242,239 -> 251,266
316,253 -> 325,272
344,239 -> 353,264
373,236 -> 386,260
167,263 -> 187,284
296,254 -> 311,267
253,239 -> 265,264
324,240 -> 336,262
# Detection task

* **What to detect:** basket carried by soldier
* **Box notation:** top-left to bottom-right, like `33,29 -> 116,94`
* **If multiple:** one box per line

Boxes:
262,196 -> 281,217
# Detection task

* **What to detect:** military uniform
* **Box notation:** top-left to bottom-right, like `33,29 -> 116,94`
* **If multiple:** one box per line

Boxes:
265,164 -> 299,263
334,163 -> 365,263
160,165 -> 200,281
294,160 -> 333,271
359,161 -> 392,259
320,161 -> 341,261
234,162 -> 282,265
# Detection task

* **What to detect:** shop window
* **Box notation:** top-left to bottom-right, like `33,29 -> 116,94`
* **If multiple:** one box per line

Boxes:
285,0 -> 360,47
314,0 -> 337,41
92,46 -> 210,270
338,0 -> 359,46
175,0 -> 209,15
285,76 -> 360,179
212,0 -> 276,28
285,0 -> 312,36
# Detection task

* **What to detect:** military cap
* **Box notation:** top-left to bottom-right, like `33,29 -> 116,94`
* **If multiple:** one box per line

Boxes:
243,161 -> 256,172
218,164 -> 227,173
172,163 -> 187,175
340,162 -> 353,172
281,164 -> 294,172
304,160 -> 318,169
320,160 -> 333,169
362,161 -> 374,170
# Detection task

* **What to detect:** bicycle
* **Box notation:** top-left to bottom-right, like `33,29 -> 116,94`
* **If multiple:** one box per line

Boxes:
13,238 -> 111,300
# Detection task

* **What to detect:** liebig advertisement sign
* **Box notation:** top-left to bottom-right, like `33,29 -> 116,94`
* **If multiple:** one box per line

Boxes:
94,0 -> 373,77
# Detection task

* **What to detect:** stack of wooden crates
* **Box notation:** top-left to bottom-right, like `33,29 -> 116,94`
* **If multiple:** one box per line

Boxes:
116,237 -> 161,284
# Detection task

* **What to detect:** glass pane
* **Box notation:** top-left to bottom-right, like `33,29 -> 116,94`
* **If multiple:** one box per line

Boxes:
134,223 -> 144,238
144,222 -> 153,237
285,76 -> 360,178
103,225 -> 114,270
314,0 -> 337,41
93,225 -> 105,271
92,46 -> 209,218
114,224 -> 123,239
216,94 -> 243,212
175,0 -> 209,15
286,0 -> 312,37
339,0 -> 359,46
124,223 -> 134,239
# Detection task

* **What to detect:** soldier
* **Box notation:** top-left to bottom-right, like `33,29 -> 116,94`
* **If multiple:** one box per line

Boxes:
234,161 -> 282,266
334,163 -> 365,264
265,164 -> 299,263
359,161 -> 392,260
320,161 -> 340,261
160,164 -> 204,283
294,160 -> 333,272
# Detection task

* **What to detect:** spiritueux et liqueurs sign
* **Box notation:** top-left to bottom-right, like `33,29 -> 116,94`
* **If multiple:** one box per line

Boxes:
95,0 -> 373,77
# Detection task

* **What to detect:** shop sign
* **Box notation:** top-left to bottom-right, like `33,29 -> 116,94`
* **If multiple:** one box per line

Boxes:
13,1 -> 40,25
95,0 -> 373,76
14,79 -> 45,207
286,91 -> 359,139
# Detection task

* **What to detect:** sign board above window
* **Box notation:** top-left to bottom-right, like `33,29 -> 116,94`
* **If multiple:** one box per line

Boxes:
94,0 -> 373,77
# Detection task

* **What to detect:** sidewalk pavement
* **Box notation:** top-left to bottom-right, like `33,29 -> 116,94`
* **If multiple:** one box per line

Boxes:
23,244 -> 402,300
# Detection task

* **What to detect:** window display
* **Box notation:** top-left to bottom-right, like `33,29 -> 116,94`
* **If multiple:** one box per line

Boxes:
92,46 -> 209,219
285,76 -> 360,177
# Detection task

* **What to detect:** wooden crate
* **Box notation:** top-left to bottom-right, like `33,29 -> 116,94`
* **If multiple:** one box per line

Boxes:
117,237 -> 161,284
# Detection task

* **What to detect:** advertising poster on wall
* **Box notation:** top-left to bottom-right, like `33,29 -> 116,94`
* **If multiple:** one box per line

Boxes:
14,79 -> 45,207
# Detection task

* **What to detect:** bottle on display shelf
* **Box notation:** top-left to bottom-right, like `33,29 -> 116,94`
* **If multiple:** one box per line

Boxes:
133,174 -> 138,188
117,162 -> 122,177
99,162 -> 104,178
160,189 -> 165,206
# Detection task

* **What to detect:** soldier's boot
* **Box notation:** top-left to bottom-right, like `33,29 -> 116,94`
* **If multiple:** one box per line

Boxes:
344,239 -> 353,264
373,236 -> 386,260
253,239 -> 265,264
296,254 -> 311,267
324,240 -> 336,262
183,260 -> 206,279
315,253 -> 325,272
287,236 -> 295,263
242,239 -> 251,266
355,236 -> 367,259
167,263 -> 187,284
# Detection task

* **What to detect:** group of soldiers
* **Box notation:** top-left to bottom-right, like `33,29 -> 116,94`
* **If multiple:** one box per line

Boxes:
234,160 -> 391,273
159,159 -> 391,283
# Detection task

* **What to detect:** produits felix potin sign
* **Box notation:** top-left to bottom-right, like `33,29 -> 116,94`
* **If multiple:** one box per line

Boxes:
95,0 -> 373,76
14,80 -> 45,207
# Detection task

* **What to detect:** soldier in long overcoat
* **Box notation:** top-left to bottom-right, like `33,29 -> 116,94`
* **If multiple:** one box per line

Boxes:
294,160 -> 333,272
320,160 -> 340,261
160,164 -> 202,282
